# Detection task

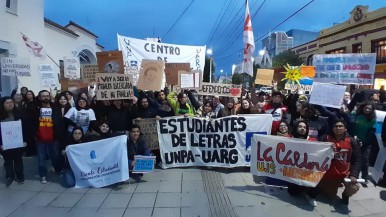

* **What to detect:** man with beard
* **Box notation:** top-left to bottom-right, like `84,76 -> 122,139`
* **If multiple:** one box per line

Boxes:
131,96 -> 162,120
287,120 -> 317,205
33,90 -> 61,184
264,91 -> 287,135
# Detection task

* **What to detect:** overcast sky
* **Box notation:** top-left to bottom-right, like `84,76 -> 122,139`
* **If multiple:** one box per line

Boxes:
45,0 -> 385,77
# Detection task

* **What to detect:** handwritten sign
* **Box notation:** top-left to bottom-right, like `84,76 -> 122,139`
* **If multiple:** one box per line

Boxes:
1,57 -> 31,76
133,155 -> 156,173
251,134 -> 333,187
133,118 -> 159,150
198,82 -> 242,97
1,120 -> 24,150
96,51 -> 125,74
255,69 -> 274,86
96,73 -> 134,100
63,56 -> 80,79
178,70 -> 201,89
309,82 -> 346,108
165,63 -> 190,85
39,64 -> 57,89
137,59 -> 165,91
82,65 -> 99,84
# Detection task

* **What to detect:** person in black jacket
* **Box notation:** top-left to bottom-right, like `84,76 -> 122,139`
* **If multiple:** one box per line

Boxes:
131,96 -> 162,120
107,100 -> 130,134
86,120 -> 116,141
127,124 -> 151,182
22,90 -> 38,156
378,116 -> 386,187
308,119 -> 361,206
0,97 -> 27,187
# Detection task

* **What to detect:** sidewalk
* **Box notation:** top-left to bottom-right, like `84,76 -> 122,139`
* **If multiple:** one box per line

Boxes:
0,156 -> 385,217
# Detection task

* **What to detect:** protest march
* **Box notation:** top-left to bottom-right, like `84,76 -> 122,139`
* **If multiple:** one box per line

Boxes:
1,1 -> 386,216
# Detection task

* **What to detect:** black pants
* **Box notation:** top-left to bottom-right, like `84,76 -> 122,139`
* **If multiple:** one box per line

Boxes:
1,148 -> 24,180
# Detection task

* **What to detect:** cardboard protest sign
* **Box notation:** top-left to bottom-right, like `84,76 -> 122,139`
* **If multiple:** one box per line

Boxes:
251,135 -> 333,187
371,110 -> 386,182
309,82 -> 346,108
96,73 -> 134,100
1,120 -> 24,150
66,135 -> 129,188
255,69 -> 274,86
39,64 -> 56,89
82,65 -> 99,84
96,51 -> 125,74
136,59 -> 165,91
178,70 -> 201,89
133,118 -> 159,150
63,56 -> 80,79
157,115 -> 272,169
165,63 -> 190,85
313,53 -> 376,85
198,82 -> 242,97
1,57 -> 31,76
133,155 -> 156,173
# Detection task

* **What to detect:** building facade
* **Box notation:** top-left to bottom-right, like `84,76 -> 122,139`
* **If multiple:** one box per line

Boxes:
292,5 -> 386,87
0,0 -> 103,96
261,32 -> 294,57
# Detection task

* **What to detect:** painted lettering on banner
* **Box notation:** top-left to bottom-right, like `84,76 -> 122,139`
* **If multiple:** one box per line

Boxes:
96,73 -> 134,100
251,135 -> 333,187
1,57 -> 31,76
198,82 -> 242,97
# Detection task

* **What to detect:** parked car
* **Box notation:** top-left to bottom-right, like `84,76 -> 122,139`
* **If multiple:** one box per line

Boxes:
260,87 -> 273,95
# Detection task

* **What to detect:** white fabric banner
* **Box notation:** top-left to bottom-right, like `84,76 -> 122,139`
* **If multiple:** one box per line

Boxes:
371,110 -> 386,182
251,135 -> 333,187
157,115 -> 272,169
66,135 -> 129,188
117,34 -> 206,74
313,53 -> 376,84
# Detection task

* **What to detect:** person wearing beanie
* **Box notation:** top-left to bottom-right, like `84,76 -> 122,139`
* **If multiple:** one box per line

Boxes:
264,91 -> 288,135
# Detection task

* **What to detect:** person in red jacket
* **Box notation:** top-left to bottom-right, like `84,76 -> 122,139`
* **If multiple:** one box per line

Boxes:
308,119 -> 361,206
264,91 -> 287,135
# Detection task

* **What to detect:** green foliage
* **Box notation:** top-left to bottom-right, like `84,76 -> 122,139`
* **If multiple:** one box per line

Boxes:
272,50 -> 304,68
232,73 -> 243,85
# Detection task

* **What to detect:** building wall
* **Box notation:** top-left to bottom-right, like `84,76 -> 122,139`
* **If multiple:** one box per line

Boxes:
0,0 -> 102,95
286,29 -> 319,47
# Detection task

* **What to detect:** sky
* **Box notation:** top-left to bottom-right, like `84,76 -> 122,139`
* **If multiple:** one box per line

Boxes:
44,0 -> 386,78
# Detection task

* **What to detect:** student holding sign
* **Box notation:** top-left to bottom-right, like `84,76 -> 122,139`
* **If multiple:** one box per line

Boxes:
0,97 -> 27,187
167,91 -> 195,116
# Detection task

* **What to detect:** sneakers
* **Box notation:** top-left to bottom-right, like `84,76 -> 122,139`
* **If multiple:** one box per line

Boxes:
17,179 -> 25,184
6,178 -> 14,187
341,195 -> 349,206
40,177 -> 47,184
305,194 -> 317,207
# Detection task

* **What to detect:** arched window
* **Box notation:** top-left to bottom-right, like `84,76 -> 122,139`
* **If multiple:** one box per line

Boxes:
306,55 -> 313,66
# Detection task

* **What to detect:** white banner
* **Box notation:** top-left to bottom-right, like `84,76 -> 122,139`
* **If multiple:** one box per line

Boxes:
0,120 -> 24,150
1,57 -> 31,76
371,110 -> 386,182
157,115 -> 272,168
251,135 -> 333,187
39,64 -> 57,89
313,53 -> 376,84
66,135 -> 129,188
117,34 -> 206,74
309,82 -> 346,108
63,56 -> 80,79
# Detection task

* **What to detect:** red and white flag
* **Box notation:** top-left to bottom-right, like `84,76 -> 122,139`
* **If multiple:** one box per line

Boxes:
21,33 -> 45,57
243,0 -> 255,77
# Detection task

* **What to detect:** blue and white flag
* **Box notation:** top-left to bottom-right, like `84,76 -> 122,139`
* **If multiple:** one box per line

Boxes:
66,135 -> 129,188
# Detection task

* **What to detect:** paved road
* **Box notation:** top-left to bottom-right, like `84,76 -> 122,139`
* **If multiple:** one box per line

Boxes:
0,156 -> 385,217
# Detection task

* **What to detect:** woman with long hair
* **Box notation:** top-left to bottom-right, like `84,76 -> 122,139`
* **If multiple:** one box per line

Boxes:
167,91 -> 195,116
64,97 -> 96,135
0,97 -> 26,187
22,90 -> 38,156
352,101 -> 376,182
236,99 -> 252,114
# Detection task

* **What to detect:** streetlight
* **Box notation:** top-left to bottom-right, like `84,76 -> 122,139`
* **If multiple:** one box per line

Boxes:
207,47 -> 213,83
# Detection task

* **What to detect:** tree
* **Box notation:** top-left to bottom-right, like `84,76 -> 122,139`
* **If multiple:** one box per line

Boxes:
272,50 -> 304,68
232,73 -> 243,85
203,56 -> 215,82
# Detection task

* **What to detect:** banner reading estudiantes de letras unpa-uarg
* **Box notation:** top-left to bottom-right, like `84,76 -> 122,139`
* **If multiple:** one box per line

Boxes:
251,135 -> 333,187
157,115 -> 272,169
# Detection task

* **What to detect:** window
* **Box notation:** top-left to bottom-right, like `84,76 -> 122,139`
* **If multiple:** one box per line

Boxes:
5,0 -> 17,15
326,48 -> 345,54
306,55 -> 313,66
352,43 -> 362,53
372,39 -> 386,64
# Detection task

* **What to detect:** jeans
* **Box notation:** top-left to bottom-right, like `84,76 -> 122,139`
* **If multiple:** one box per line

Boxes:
36,140 -> 61,177
361,143 -> 371,180
1,148 -> 24,180
64,169 -> 75,188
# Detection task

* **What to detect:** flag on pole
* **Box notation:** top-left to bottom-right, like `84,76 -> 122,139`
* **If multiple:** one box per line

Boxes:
243,0 -> 255,76
20,33 -> 45,57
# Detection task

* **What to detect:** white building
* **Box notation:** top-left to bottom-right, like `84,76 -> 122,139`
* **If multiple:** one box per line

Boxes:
0,0 -> 103,96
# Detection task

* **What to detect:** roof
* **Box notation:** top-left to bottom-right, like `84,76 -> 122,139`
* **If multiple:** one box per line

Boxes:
96,43 -> 104,49
65,21 -> 98,38
44,18 -> 79,37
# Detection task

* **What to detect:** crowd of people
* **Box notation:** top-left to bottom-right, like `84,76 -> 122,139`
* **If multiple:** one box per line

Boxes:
1,85 -> 386,207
